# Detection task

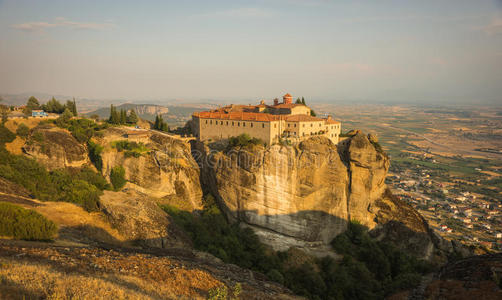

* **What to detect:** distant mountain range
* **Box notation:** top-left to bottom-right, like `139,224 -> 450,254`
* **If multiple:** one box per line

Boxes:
86,103 -> 205,124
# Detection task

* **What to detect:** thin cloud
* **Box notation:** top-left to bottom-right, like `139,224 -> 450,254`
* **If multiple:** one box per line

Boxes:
480,17 -> 502,35
195,7 -> 274,19
10,18 -> 116,32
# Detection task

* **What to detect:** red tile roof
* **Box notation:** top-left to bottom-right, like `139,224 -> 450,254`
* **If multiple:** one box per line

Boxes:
283,93 -> 292,97
272,103 -> 305,109
325,118 -> 341,124
284,114 -> 323,122
194,111 -> 341,125
193,111 -> 282,122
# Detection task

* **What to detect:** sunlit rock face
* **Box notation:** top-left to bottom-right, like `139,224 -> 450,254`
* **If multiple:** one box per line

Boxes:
98,128 -> 204,211
23,127 -> 90,170
195,133 -> 391,251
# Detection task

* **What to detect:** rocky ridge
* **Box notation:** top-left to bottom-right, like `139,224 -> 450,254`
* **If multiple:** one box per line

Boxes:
194,132 -> 455,260
97,128 -> 203,210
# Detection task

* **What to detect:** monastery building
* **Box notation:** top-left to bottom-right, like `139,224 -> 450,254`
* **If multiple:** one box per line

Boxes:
192,93 -> 341,145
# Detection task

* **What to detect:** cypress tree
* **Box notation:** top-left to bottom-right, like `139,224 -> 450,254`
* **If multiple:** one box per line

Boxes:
72,98 -> 77,116
154,115 -> 160,129
161,120 -> 168,132
301,97 -> 306,105
109,105 -> 120,124
296,98 -> 302,104
127,109 -> 138,124
120,109 -> 127,124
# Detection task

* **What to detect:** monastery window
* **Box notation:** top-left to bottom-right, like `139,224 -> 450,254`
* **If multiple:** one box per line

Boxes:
294,124 -> 296,127
232,122 -> 234,126
205,120 -> 208,124
251,123 -> 253,127
303,124 -> 305,128
288,124 -> 290,128
220,121 -> 223,125
262,123 -> 265,128
243,122 -> 246,127
311,124 -> 313,127
226,121 -> 229,125
331,134 -> 333,137
274,124 -> 277,128
238,122 -> 240,126
210,120 -> 212,125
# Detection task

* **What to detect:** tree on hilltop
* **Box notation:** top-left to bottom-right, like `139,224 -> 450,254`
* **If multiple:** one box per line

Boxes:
42,97 -> 64,114
120,109 -> 127,124
23,96 -> 41,115
296,98 -> 302,104
301,97 -> 306,105
154,114 -> 168,132
127,109 -> 138,124
65,98 -> 77,116
55,108 -> 74,127
108,104 -> 120,124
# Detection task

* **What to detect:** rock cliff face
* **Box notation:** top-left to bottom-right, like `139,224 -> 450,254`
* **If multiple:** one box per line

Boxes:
23,126 -> 90,170
195,133 -> 397,251
99,128 -> 203,210
100,190 -> 191,249
17,124 -> 452,260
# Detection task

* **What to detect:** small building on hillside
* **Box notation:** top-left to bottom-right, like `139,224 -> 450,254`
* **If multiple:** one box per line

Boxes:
31,110 -> 48,117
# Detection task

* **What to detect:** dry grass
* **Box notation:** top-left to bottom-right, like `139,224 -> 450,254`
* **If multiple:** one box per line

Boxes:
4,136 -> 25,155
34,202 -> 126,244
0,259 -> 180,299
0,243 -> 227,300
4,118 -> 44,132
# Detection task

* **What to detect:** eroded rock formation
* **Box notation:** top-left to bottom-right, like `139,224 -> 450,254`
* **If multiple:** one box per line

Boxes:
98,128 -> 203,210
194,133 -> 395,251
23,126 -> 89,170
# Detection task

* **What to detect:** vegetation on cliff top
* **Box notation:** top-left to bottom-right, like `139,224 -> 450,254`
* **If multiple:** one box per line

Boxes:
112,140 -> 150,158
110,166 -> 126,191
0,202 -> 57,240
0,131 -> 109,211
227,133 -> 264,149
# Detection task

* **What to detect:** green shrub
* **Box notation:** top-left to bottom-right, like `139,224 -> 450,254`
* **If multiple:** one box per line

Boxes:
112,140 -> 149,157
110,166 -> 126,191
73,167 -> 110,190
87,140 -> 104,171
267,268 -> 285,284
16,123 -> 29,138
56,117 -> 107,144
330,220 -> 432,297
0,202 -> 57,240
163,201 -> 433,300
0,125 -> 15,145
207,285 -> 228,300
228,134 -> 264,149
0,148 -> 105,211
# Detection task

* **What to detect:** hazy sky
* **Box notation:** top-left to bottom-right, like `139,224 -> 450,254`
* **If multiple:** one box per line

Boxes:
1,0 -> 501,103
